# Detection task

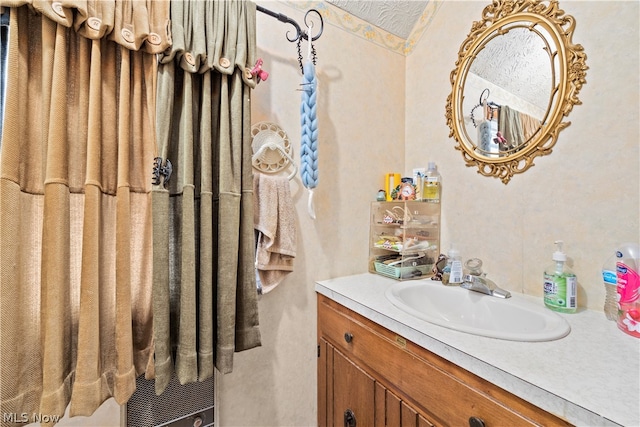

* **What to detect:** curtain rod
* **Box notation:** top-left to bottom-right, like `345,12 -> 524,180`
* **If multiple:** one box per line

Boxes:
256,5 -> 323,43
0,7 -> 325,41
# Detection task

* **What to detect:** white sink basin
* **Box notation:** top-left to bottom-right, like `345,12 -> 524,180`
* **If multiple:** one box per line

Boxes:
385,280 -> 570,341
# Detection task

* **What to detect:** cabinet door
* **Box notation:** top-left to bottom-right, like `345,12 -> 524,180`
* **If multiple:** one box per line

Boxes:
332,346 -> 375,427
376,382 -> 435,427
318,338 -> 376,427
318,295 -> 572,427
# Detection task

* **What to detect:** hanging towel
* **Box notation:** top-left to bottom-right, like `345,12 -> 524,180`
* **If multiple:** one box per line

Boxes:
253,173 -> 296,294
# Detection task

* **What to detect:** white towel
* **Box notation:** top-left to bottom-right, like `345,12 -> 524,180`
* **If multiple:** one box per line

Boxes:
253,173 -> 296,294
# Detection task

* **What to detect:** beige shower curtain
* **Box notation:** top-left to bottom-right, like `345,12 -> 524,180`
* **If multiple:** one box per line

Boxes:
151,0 -> 261,394
0,1 -> 169,423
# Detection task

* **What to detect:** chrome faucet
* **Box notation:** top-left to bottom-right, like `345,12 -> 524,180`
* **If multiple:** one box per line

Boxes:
461,274 -> 511,298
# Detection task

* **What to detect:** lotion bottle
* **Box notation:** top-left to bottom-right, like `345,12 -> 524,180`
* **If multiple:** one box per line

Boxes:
543,240 -> 577,313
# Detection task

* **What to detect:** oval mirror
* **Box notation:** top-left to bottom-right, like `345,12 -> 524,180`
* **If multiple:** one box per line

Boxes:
445,0 -> 588,184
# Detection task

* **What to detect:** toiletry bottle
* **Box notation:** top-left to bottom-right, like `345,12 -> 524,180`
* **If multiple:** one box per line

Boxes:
413,168 -> 425,200
422,162 -> 441,203
602,252 -> 618,321
442,246 -> 463,285
615,243 -> 640,338
543,240 -> 577,313
385,173 -> 400,201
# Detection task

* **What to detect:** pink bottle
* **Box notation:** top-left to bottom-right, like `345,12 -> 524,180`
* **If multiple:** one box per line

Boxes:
616,243 -> 640,338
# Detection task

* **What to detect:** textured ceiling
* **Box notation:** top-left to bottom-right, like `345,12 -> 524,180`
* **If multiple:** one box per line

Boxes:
470,27 -> 551,110
327,0 -> 428,39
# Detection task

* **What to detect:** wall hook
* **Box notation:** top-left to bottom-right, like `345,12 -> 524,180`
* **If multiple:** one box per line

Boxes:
256,6 -> 324,44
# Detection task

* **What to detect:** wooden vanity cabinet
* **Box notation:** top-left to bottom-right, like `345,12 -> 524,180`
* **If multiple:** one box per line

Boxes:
317,294 -> 572,427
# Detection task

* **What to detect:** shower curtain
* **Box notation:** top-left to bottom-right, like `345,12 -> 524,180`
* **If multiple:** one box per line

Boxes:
151,0 -> 261,394
0,0 -> 261,420
0,1 -> 169,422
0,8 -> 7,141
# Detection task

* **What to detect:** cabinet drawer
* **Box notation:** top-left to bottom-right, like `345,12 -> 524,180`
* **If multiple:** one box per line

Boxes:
318,295 -> 571,427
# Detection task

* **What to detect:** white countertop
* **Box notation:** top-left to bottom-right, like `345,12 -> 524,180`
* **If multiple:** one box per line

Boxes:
316,273 -> 640,427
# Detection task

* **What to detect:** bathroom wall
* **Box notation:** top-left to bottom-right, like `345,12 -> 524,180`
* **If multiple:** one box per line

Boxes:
405,1 -> 639,308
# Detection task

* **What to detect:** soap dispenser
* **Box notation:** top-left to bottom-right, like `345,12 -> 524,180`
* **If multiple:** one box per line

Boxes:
543,240 -> 577,313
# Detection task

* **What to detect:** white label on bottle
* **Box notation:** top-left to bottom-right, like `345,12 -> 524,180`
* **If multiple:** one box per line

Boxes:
450,260 -> 463,283
567,276 -> 577,308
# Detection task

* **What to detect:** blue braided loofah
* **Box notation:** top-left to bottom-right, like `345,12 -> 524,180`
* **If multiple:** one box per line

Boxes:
300,60 -> 318,190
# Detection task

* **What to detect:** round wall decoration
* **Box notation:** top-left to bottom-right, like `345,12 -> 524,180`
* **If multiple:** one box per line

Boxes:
251,121 -> 294,175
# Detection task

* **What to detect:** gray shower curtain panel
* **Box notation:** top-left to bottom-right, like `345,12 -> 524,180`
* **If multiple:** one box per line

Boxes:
151,0 -> 261,395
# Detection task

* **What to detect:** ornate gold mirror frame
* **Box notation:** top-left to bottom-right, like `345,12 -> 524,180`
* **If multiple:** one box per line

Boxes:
445,0 -> 587,184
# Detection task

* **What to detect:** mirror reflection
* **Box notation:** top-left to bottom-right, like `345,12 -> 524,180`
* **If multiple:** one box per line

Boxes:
462,26 -> 555,158
445,0 -> 588,184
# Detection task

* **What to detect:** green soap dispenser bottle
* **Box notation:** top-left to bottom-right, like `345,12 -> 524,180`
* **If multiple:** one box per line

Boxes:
543,240 -> 578,313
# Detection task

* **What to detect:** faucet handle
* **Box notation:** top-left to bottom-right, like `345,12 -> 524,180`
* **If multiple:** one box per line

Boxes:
463,274 -> 482,283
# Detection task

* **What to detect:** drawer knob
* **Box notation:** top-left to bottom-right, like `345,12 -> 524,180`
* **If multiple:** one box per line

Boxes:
469,416 -> 485,427
344,332 -> 353,343
344,408 -> 356,427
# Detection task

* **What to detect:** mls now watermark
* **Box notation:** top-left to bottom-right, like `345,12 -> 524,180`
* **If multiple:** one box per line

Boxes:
3,413 -> 62,423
